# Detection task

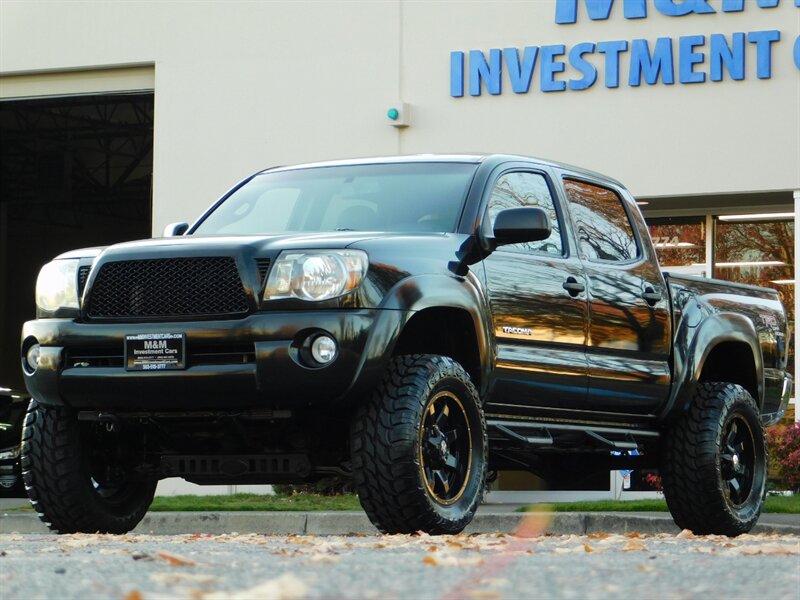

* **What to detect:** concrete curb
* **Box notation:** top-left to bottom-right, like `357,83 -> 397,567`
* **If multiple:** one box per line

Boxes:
2,511 -> 798,536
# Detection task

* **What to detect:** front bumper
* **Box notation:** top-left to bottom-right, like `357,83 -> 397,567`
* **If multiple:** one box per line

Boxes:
762,374 -> 793,427
21,309 -> 406,410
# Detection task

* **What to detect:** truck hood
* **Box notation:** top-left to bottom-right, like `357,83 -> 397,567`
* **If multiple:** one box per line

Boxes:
57,231 -> 456,262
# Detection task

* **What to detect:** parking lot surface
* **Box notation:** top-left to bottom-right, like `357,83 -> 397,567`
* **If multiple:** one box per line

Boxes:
1,525 -> 798,599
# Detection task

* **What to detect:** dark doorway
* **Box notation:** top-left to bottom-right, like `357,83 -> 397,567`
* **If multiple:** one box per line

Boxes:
0,92 -> 154,390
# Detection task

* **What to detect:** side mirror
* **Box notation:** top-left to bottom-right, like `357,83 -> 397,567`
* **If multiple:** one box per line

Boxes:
162,222 -> 189,237
493,207 -> 551,246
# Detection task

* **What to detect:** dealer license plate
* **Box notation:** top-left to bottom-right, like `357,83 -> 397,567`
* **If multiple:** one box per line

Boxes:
125,333 -> 186,371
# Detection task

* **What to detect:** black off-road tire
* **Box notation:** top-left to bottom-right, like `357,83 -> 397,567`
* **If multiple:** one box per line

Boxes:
661,382 -> 767,536
351,354 -> 487,535
21,400 -> 157,534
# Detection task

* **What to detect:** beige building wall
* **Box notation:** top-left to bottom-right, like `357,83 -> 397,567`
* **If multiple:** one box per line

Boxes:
1,0 -> 798,234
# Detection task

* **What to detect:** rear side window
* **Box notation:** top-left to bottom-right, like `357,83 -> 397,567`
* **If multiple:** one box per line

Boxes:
487,171 -> 564,256
564,179 -> 639,262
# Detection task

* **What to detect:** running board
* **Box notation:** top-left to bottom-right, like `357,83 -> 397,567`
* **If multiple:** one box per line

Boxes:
488,419 -> 659,451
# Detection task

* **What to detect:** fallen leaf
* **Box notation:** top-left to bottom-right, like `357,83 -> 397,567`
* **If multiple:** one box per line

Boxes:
150,572 -> 217,586
676,529 -> 696,539
583,544 -> 594,553
726,543 -> 799,556
587,532 -> 610,540
132,551 -> 153,561
422,553 -> 483,567
623,539 -> 647,552
307,554 -> 340,564
513,512 -> 552,538
157,550 -> 196,566
123,591 -> 143,600
624,532 -> 643,539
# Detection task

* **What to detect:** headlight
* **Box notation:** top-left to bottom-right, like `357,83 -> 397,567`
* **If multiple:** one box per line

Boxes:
264,250 -> 368,301
36,259 -> 80,313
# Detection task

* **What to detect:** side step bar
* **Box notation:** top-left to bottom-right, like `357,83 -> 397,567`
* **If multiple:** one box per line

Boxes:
488,419 -> 659,451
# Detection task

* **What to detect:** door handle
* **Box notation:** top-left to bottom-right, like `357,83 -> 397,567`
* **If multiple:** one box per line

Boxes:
562,277 -> 585,297
642,286 -> 661,306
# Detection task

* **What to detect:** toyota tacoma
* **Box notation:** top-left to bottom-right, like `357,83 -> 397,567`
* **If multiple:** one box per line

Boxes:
20,155 -> 791,536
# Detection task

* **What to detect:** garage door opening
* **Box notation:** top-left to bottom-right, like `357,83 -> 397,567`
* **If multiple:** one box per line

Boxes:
0,92 -> 154,390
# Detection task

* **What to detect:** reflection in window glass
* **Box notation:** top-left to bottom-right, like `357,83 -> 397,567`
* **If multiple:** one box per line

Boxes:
193,163 -> 477,235
564,180 -> 638,262
647,217 -> 705,267
715,217 -> 794,378
487,172 -> 563,256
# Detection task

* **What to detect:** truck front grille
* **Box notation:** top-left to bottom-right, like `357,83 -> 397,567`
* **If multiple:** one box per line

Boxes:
86,257 -> 248,319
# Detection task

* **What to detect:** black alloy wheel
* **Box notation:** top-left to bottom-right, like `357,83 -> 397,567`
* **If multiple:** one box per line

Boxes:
419,391 -> 473,506
719,413 -> 757,508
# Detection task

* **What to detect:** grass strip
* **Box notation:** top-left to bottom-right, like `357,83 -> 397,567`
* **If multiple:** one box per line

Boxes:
148,493 -> 362,512
516,495 -> 799,514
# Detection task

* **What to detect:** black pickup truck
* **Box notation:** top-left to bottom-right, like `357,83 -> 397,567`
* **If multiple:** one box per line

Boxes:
20,155 -> 791,536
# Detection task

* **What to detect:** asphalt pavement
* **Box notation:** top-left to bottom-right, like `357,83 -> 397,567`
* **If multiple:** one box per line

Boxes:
1,530 -> 798,599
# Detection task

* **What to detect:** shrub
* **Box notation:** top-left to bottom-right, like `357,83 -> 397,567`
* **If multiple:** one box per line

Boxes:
767,422 -> 800,492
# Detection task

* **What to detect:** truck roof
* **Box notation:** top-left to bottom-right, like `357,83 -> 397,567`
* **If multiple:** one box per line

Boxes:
260,154 -> 625,189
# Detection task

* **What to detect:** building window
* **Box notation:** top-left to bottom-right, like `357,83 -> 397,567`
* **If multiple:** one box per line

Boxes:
715,216 -> 794,378
647,216 -> 706,274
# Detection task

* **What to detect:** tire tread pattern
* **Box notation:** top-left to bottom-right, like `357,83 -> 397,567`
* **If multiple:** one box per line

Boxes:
351,354 -> 486,535
661,382 -> 766,536
21,400 -> 154,534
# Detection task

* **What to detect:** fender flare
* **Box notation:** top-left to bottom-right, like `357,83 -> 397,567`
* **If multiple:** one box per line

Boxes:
345,273 -> 492,399
662,310 -> 763,421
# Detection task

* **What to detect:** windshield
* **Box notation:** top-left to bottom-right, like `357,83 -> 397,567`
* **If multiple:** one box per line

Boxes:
192,162 -> 477,235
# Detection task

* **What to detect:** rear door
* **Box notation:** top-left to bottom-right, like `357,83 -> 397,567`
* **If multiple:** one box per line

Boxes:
560,177 -> 671,416
481,167 -> 589,417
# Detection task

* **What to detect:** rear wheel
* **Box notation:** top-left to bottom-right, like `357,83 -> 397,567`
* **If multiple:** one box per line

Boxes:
21,400 -> 156,534
351,354 -> 486,534
661,382 -> 767,536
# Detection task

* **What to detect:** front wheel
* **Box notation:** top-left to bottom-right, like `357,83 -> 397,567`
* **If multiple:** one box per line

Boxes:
21,400 -> 157,534
661,382 -> 767,536
351,354 -> 487,534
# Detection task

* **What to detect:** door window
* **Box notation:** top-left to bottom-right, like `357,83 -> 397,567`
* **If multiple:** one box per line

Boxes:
564,179 -> 639,262
487,172 -> 563,256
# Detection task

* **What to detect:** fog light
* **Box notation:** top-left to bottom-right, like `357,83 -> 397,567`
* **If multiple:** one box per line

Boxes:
311,335 -> 337,364
26,344 -> 41,372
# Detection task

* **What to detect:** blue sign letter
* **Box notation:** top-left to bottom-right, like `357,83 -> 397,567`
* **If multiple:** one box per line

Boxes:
541,45 -> 567,92
630,38 -> 675,86
504,47 -> 540,94
450,52 -> 464,97
654,0 -> 715,16
709,33 -> 745,81
747,30 -> 780,79
722,0 -> 781,10
794,35 -> 800,70
795,35 -> 800,71
555,0 -> 647,24
469,49 -> 502,96
679,35 -> 706,83
569,43 -> 598,90
597,40 -> 629,88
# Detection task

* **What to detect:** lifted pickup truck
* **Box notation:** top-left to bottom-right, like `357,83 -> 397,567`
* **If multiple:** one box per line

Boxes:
21,155 -> 791,536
